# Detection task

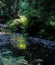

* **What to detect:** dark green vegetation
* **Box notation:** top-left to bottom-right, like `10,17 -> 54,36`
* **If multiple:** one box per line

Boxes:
0,0 -> 55,41
0,1 -> 55,65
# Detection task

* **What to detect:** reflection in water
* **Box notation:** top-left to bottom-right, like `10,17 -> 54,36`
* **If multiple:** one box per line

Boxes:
10,34 -> 27,50
0,33 -> 55,65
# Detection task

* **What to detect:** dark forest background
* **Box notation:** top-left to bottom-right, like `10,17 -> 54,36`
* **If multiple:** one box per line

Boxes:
0,0 -> 55,41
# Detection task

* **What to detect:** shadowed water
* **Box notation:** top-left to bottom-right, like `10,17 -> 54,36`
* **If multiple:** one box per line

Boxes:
0,33 -> 55,65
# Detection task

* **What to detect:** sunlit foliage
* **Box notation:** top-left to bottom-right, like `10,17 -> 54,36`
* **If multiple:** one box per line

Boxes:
6,15 -> 29,33
6,19 -> 19,32
19,15 -> 28,27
